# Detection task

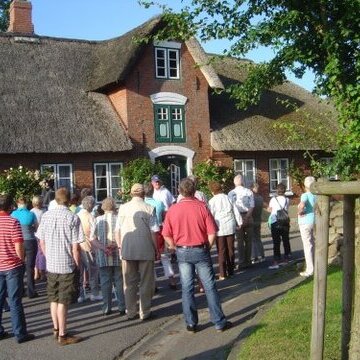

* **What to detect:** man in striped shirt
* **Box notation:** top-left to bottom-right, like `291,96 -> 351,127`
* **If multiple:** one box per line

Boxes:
0,194 -> 35,343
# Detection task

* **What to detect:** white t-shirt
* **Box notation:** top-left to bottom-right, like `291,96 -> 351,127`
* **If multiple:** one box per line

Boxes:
268,196 -> 289,224
153,186 -> 175,211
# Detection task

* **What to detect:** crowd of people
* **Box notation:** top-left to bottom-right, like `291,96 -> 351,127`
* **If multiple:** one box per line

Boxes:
0,173 -> 316,345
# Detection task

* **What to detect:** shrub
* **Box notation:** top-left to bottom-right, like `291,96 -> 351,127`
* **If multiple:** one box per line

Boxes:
120,158 -> 168,201
193,159 -> 234,198
0,165 -> 48,203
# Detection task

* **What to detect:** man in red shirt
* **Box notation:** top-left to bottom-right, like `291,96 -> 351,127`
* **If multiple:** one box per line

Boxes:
162,178 -> 232,333
0,194 -> 35,343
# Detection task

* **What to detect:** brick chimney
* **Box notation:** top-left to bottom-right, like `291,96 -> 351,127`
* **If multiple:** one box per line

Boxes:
7,0 -> 34,35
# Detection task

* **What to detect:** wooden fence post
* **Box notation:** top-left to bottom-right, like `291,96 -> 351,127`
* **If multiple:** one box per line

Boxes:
342,195 -> 355,359
310,194 -> 330,360
349,198 -> 360,360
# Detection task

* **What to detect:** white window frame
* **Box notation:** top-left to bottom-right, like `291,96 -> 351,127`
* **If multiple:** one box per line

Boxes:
155,47 -> 180,79
40,163 -> 73,193
269,158 -> 290,194
93,162 -> 123,203
233,159 -> 256,188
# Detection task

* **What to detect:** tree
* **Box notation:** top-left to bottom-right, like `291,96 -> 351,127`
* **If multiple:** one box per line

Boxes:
119,157 -> 168,201
141,0 -> 360,179
0,0 -> 11,32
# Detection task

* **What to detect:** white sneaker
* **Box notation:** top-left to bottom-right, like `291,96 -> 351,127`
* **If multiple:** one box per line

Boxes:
268,263 -> 279,270
90,294 -> 103,301
300,271 -> 313,278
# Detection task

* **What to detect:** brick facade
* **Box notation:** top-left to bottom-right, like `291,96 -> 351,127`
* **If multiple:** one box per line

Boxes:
1,33 -> 316,202
213,150 -> 313,204
0,151 -> 131,194
108,43 -> 211,163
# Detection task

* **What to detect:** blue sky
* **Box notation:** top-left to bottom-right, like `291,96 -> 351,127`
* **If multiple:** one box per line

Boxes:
31,0 -> 315,92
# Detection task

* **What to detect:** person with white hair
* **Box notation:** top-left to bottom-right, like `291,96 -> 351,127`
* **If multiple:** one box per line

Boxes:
31,195 -> 46,281
298,176 -> 316,277
90,197 -> 125,316
228,174 -> 255,269
77,196 -> 101,302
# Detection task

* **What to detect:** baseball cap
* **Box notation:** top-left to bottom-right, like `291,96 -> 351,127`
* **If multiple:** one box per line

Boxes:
130,183 -> 144,195
151,175 -> 161,182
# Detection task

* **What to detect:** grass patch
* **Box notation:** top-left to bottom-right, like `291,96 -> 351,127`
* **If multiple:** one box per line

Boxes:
237,266 -> 342,360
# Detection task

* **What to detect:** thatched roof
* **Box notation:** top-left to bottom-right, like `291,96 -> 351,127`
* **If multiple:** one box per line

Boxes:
210,56 -> 338,152
89,17 -> 223,91
0,33 -> 132,153
89,17 -> 162,91
0,16 -> 224,154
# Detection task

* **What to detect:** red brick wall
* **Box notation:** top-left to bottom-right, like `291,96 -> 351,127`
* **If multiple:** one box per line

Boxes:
108,88 -> 128,130
0,152 -> 131,193
8,0 -> 34,34
108,42 -> 212,163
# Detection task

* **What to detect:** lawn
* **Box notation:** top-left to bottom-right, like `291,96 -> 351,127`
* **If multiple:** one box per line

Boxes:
237,266 -> 342,360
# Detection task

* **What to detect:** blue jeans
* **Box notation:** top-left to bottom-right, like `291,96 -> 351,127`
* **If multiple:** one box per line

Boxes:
99,266 -> 125,314
176,247 -> 227,329
0,265 -> 28,340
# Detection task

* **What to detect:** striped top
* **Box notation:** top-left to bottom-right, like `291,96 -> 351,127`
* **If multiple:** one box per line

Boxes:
91,212 -> 120,267
0,212 -> 24,271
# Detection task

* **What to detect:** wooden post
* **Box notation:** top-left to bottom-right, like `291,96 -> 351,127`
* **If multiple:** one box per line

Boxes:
342,196 -> 356,359
349,198 -> 360,360
310,194 -> 330,360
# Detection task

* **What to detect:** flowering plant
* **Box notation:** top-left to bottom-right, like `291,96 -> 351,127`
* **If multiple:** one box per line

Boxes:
193,159 -> 234,198
0,165 -> 48,203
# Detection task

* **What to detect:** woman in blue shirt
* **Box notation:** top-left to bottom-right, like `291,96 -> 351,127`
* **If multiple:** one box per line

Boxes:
297,176 -> 316,277
11,197 -> 38,298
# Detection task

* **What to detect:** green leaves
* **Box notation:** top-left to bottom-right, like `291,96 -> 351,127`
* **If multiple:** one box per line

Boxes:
0,166 -> 48,202
141,0 -> 360,179
193,159 -> 234,198
119,158 -> 168,201
0,0 -> 11,32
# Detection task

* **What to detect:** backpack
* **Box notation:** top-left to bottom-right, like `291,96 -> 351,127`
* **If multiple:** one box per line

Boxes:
274,197 -> 290,227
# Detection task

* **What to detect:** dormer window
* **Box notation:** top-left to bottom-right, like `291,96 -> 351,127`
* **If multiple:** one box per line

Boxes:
154,41 -> 181,79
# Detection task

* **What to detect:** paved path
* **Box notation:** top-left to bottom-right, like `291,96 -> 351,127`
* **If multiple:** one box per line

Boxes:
1,230 -> 305,360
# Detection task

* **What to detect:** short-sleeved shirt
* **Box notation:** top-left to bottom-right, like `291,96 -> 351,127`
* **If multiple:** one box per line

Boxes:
11,208 -> 36,241
228,186 -> 255,213
91,212 -> 120,267
298,192 -> 316,225
77,208 -> 95,252
208,193 -> 237,236
145,197 -> 165,226
268,196 -> 289,224
162,197 -> 218,246
0,212 -> 24,271
153,186 -> 175,211
36,205 -> 84,274
30,207 -> 45,226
